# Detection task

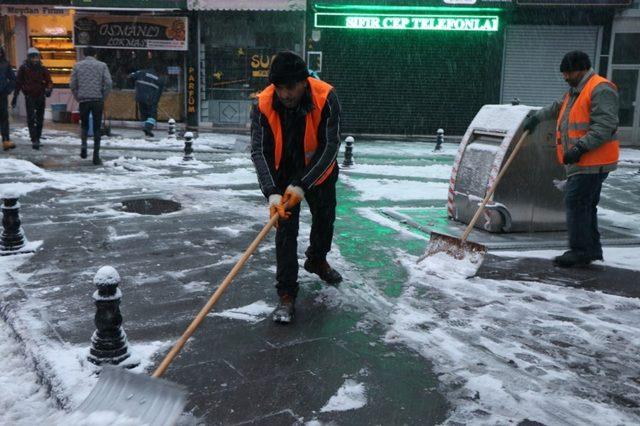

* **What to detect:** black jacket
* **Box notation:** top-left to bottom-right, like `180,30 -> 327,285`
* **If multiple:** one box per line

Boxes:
250,85 -> 341,198
0,48 -> 16,96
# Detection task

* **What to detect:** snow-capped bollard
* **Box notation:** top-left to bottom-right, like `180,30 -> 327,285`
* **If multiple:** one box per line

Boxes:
88,266 -> 138,368
435,129 -> 444,151
342,136 -> 354,167
183,131 -> 194,161
168,118 -> 176,136
1,196 -> 26,254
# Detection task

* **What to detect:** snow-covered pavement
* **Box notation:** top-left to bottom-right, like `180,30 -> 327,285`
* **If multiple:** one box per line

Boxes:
1,127 -> 640,425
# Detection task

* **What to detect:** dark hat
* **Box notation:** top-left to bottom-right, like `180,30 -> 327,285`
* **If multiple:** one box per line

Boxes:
560,51 -> 591,73
268,51 -> 309,85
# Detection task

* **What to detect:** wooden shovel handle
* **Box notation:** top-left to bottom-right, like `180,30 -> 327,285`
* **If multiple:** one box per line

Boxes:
460,130 -> 530,242
152,212 -> 280,378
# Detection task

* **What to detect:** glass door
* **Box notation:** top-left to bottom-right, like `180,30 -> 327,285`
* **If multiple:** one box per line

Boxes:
611,68 -> 639,144
609,29 -> 640,145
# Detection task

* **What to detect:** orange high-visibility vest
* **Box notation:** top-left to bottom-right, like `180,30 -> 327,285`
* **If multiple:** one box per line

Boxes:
556,74 -> 619,167
258,77 -> 336,186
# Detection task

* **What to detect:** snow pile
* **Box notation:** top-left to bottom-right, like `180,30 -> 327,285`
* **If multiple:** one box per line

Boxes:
212,226 -> 242,237
53,411 -> 148,426
320,379 -> 367,413
209,301 -> 274,323
391,252 -> 640,425
0,321 -> 55,425
341,176 -> 449,201
341,163 -> 452,179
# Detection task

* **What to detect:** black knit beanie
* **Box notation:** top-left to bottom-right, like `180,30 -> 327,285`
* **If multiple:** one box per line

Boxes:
268,51 -> 309,85
560,51 -> 591,73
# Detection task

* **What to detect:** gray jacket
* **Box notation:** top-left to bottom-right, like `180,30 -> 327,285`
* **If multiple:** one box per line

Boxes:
535,69 -> 619,177
70,56 -> 112,102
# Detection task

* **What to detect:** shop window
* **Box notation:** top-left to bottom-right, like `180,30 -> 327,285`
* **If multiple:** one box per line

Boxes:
200,11 -> 304,125
612,33 -> 640,65
28,14 -> 75,87
96,49 -> 184,92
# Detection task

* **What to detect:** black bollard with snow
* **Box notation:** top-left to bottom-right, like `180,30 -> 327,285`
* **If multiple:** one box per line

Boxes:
168,118 -> 176,136
183,131 -> 194,161
342,136 -> 354,167
435,128 -> 444,151
1,196 -> 27,254
88,266 -> 138,368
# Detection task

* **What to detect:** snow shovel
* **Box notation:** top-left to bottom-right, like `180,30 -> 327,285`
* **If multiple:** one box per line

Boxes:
75,212 -> 281,425
421,130 -> 531,263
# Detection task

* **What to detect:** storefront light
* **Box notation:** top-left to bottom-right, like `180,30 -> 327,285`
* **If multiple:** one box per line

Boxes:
315,13 -> 500,32
43,26 -> 67,35
313,4 -> 502,13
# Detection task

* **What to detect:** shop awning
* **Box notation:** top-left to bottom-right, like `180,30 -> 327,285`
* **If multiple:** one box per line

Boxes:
187,0 -> 305,11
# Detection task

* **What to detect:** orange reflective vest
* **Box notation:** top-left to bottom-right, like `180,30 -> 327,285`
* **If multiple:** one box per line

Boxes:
257,77 -> 336,186
556,74 -> 619,167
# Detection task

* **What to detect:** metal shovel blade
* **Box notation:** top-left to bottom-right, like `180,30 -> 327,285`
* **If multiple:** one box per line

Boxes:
75,366 -> 187,426
423,231 -> 487,262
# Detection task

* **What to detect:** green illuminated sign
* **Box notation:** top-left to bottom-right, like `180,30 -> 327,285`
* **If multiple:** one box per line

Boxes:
315,13 -> 499,32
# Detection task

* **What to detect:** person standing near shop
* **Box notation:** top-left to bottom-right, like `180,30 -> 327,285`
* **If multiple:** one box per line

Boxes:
70,46 -> 112,165
251,51 -> 342,324
12,48 -> 52,150
523,51 -> 619,267
129,64 -> 164,138
0,46 -> 16,151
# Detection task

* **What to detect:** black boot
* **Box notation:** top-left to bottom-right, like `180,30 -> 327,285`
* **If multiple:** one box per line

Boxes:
304,257 -> 343,284
32,139 -> 40,150
272,293 -> 295,324
80,135 -> 88,159
92,139 -> 102,166
553,250 -> 592,267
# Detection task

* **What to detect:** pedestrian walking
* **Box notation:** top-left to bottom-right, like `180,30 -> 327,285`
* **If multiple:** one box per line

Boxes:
251,51 -> 343,324
12,47 -> 52,150
129,64 -> 164,137
70,46 -> 112,165
523,51 -> 619,267
0,46 -> 16,151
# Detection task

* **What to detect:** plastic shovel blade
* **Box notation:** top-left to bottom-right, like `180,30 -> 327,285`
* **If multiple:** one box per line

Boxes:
75,366 -> 187,426
423,231 -> 487,262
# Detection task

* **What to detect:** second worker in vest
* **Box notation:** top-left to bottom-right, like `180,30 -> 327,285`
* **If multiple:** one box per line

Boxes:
129,65 -> 164,138
523,51 -> 619,268
251,51 -> 342,324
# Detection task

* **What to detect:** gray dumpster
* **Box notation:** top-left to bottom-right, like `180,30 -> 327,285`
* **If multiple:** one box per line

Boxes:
447,104 -> 566,233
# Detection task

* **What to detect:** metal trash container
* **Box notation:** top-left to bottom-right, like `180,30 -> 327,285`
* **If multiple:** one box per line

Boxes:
447,104 -> 566,233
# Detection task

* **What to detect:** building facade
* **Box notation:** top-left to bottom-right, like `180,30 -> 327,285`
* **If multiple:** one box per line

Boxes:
306,0 -> 638,145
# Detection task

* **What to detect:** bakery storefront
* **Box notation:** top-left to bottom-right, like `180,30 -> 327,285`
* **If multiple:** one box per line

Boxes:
0,2 -> 76,116
70,0 -> 188,122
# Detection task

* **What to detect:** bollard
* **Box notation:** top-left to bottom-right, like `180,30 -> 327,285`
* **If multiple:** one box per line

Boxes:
1,196 -> 27,254
511,97 -> 521,106
342,136 -> 354,167
168,118 -> 176,136
88,266 -> 138,368
435,128 -> 444,151
183,131 -> 194,161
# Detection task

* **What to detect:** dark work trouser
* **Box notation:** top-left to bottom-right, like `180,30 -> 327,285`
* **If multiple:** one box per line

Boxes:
25,95 -> 45,143
564,172 -> 608,258
0,94 -> 9,141
138,102 -> 157,132
276,167 -> 338,298
79,100 -> 103,146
